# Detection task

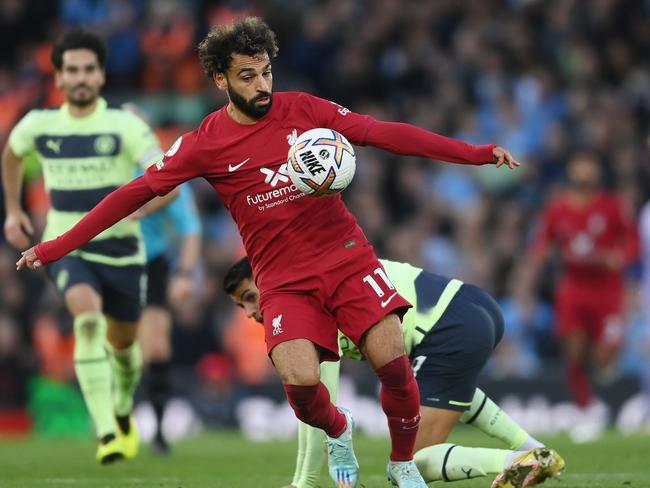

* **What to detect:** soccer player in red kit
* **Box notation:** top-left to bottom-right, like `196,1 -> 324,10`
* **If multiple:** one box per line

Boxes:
524,153 -> 637,442
17,18 -> 518,487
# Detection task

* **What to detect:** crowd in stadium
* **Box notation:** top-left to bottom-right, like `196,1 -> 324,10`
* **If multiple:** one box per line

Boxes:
1,0 -> 649,429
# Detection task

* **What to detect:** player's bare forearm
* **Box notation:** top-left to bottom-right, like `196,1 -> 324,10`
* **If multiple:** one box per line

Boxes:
2,145 -> 34,249
177,233 -> 201,275
363,120 -> 519,167
17,177 -> 157,269
1,145 -> 24,213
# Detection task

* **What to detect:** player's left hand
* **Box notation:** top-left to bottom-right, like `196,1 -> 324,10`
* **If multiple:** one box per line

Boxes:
493,146 -> 520,169
16,246 -> 42,271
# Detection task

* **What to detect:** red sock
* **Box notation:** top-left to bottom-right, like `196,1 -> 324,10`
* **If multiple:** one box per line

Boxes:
284,383 -> 346,437
375,355 -> 421,461
567,363 -> 592,408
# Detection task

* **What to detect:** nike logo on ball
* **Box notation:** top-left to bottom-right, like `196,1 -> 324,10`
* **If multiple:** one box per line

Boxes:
228,158 -> 251,172
381,292 -> 398,308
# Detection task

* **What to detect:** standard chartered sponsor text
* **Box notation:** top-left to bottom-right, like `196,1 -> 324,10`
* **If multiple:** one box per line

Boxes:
247,184 -> 306,206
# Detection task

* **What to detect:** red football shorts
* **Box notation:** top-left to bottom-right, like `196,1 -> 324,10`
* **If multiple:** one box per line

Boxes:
259,246 -> 411,361
555,279 -> 625,348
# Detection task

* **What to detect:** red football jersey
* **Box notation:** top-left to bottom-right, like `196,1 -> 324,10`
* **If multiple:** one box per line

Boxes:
142,92 -> 492,290
34,92 -> 496,282
531,192 -> 636,284
143,93 -> 373,290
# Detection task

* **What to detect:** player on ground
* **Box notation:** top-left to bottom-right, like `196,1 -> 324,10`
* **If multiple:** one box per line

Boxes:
16,18 -> 518,487
2,29 -> 171,463
523,153 -> 638,442
225,257 -> 565,488
137,177 -> 201,454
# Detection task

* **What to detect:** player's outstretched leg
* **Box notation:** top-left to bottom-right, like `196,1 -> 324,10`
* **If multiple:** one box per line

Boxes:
491,447 -> 566,488
107,337 -> 142,460
461,388 -> 544,451
415,443 -> 524,482
73,312 -> 124,464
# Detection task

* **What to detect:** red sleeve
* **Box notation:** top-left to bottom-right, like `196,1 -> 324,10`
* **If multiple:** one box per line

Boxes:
362,121 -> 495,164
143,131 -> 204,196
302,93 -> 495,165
35,131 -> 207,265
34,177 -> 156,265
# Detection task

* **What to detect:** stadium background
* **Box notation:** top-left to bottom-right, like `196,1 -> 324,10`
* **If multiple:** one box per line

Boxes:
0,0 -> 649,443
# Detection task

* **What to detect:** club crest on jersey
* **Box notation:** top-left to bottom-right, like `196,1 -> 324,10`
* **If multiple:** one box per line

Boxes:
287,129 -> 298,146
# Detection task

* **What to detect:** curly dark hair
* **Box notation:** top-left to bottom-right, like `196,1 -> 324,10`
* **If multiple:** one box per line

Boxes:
223,257 -> 253,295
51,28 -> 106,70
198,17 -> 279,79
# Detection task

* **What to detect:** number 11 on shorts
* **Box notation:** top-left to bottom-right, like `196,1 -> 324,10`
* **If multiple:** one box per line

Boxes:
362,267 -> 397,308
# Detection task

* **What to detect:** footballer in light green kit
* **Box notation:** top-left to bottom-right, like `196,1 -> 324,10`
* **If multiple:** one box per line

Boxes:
9,97 -> 161,266
225,258 -> 566,488
2,29 -> 165,464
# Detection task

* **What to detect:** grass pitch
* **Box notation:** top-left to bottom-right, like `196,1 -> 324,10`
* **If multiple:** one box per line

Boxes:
0,429 -> 648,487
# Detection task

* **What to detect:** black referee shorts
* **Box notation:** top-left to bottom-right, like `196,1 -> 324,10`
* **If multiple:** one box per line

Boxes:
145,255 -> 170,307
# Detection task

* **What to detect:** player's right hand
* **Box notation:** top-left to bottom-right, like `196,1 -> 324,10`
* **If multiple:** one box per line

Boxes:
16,246 -> 42,271
4,210 -> 34,250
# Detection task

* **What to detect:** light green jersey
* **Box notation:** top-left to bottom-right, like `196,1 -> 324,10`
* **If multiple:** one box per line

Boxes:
9,98 -> 162,266
338,259 -> 463,359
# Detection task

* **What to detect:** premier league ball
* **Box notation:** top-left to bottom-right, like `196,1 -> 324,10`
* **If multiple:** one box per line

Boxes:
287,128 -> 356,196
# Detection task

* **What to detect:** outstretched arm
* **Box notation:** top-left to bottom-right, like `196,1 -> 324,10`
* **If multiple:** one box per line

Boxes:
364,120 -> 519,167
17,176 -> 156,270
302,94 -> 519,168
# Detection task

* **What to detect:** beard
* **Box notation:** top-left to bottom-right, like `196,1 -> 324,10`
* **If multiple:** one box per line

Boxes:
67,85 -> 99,108
227,84 -> 272,120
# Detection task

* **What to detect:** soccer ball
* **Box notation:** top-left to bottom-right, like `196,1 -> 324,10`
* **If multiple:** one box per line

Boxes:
287,128 -> 356,196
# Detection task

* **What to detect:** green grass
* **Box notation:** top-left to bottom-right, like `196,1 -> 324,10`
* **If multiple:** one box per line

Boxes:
0,429 -> 648,487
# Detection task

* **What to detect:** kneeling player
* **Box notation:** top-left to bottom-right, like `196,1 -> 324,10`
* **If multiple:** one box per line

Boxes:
224,258 -> 565,488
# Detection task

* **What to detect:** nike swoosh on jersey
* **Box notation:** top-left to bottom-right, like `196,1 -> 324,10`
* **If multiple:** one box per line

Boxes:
228,158 -> 251,172
380,292 -> 398,308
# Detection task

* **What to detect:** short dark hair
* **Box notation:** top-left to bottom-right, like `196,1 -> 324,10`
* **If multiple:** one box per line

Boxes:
51,28 -> 107,70
223,257 -> 253,295
197,17 -> 279,79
